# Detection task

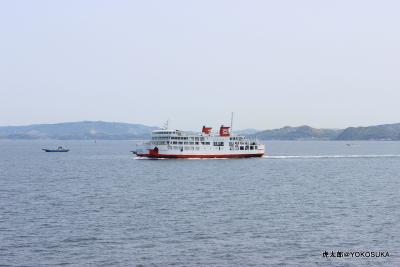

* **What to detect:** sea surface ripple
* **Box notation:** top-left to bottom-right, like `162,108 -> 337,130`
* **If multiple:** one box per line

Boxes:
0,140 -> 399,266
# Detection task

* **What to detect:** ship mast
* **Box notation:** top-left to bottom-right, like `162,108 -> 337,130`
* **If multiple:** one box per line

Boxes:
230,112 -> 233,133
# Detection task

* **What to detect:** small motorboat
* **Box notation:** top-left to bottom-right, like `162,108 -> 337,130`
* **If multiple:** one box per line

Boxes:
42,146 -> 69,152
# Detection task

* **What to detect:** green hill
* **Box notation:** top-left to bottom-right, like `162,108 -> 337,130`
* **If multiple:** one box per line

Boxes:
251,125 -> 342,140
336,123 -> 400,140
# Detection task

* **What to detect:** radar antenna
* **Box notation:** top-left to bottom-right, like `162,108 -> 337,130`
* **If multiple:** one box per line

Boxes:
162,120 -> 169,130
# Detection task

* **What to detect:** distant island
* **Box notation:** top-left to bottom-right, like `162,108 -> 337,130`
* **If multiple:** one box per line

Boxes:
1,121 -> 400,141
250,124 -> 400,140
0,121 -> 158,140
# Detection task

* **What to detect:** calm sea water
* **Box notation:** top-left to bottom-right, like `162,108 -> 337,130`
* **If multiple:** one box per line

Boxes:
0,140 -> 399,266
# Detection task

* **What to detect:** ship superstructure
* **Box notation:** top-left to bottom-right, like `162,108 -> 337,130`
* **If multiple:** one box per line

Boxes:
134,125 -> 264,159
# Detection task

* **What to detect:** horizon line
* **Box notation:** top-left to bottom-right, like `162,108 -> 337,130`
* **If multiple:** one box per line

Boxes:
1,120 -> 399,131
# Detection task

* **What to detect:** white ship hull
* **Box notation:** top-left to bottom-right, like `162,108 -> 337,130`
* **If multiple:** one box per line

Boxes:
135,145 -> 265,159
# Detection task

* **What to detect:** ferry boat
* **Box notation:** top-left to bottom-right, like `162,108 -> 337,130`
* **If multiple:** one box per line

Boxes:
134,124 -> 264,159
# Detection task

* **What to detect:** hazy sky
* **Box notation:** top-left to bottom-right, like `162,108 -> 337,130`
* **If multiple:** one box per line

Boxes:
1,0 -> 399,130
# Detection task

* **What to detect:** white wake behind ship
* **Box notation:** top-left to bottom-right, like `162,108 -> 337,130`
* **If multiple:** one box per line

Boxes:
134,124 -> 265,159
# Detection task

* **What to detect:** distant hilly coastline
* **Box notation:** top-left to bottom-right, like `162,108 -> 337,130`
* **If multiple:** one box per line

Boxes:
1,121 -> 400,141
250,126 -> 342,140
0,121 -> 158,140
250,123 -> 400,140
336,123 -> 400,140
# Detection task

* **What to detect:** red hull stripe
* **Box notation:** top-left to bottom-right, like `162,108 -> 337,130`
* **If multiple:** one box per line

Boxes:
136,153 -> 264,159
